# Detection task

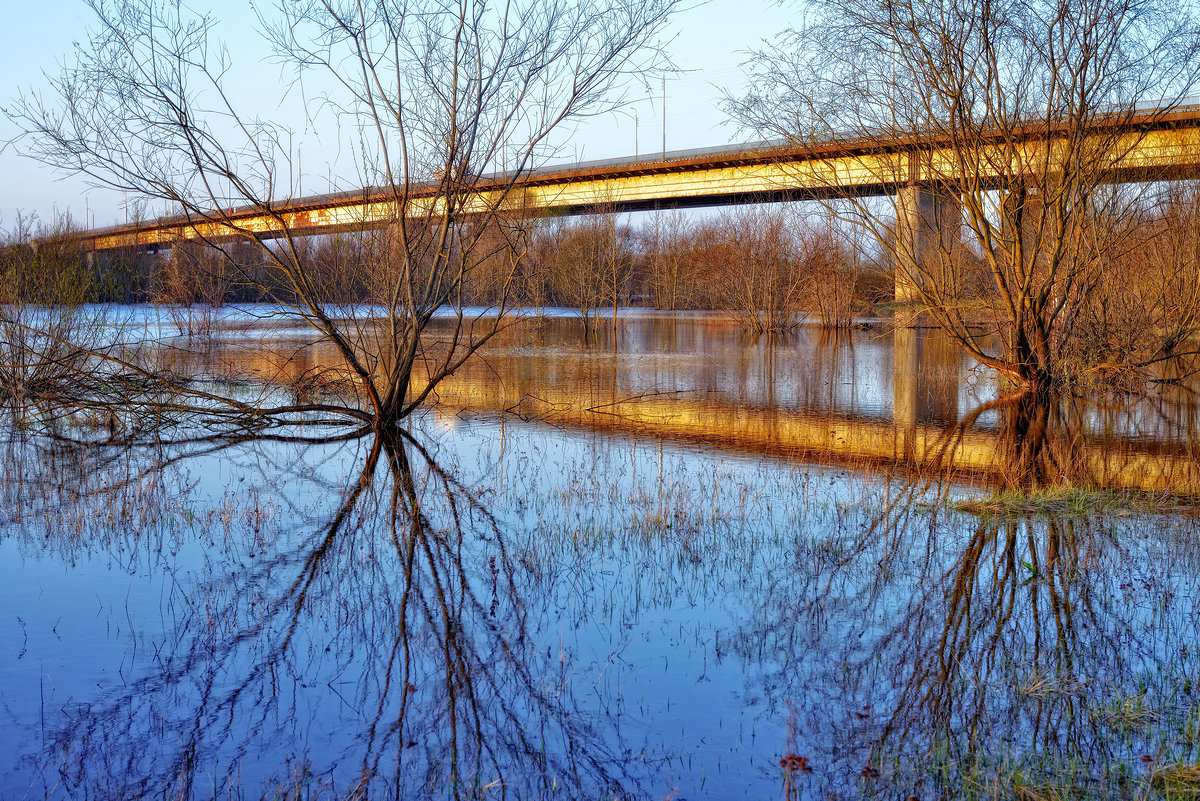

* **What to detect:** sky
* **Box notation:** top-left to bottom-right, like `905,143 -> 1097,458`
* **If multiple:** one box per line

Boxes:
0,0 -> 797,230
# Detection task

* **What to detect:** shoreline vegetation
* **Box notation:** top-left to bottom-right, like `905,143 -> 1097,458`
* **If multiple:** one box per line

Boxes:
11,199 -> 1200,341
951,487 -> 1200,518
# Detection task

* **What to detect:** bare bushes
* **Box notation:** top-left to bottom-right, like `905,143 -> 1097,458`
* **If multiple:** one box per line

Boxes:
643,209 -> 693,311
454,218 -> 533,309
636,206 -> 875,331
0,217 -> 109,409
535,214 -> 634,326
152,240 -> 240,337
797,223 -> 872,329
1061,187 -> 1200,387
0,220 -> 351,437
716,208 -> 806,332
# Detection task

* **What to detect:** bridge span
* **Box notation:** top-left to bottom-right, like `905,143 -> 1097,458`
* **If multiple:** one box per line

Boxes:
77,104 -> 1200,265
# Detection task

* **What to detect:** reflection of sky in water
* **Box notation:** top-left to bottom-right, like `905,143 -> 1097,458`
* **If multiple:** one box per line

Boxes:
2,410 -> 1200,798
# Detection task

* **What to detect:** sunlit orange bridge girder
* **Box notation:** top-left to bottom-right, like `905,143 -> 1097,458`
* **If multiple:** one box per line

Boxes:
78,104 -> 1200,252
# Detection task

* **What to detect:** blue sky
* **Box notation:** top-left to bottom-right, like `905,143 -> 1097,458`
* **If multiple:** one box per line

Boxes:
0,0 -> 796,229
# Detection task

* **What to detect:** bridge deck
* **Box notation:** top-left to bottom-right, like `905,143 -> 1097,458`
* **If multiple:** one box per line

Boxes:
79,105 -> 1200,252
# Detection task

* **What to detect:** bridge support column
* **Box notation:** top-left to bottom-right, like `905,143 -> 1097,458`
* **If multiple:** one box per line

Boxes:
895,185 -> 961,304
894,326 -> 919,445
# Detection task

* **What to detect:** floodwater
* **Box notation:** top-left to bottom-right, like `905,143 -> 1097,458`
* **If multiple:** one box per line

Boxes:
2,309 -> 1200,800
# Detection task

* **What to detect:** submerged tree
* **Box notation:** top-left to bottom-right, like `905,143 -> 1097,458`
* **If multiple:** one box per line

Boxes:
538,211 -> 634,331
730,0 -> 1200,391
7,0 -> 678,431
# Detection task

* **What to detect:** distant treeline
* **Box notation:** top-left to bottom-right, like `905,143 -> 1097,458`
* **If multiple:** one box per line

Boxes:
1,207 -> 893,331
9,196 -> 1200,345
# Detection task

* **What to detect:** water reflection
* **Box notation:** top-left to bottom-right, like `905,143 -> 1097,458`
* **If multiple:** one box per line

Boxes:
4,429 -> 651,799
741,499 -> 1200,796
193,314 -> 1200,493
4,311 -> 1200,799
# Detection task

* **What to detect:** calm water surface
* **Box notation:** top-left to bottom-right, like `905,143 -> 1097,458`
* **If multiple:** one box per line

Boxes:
2,310 -> 1200,799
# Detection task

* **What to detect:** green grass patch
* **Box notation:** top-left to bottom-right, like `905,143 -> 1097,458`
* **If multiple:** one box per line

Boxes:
1150,763 -> 1200,798
951,487 -> 1200,519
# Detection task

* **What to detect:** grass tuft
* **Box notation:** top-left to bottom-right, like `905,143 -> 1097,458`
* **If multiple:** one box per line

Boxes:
952,487 -> 1200,519
1150,763 -> 1200,798
1014,786 -> 1064,801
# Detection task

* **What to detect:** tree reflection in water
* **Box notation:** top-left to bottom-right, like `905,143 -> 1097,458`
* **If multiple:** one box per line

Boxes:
5,428 -> 644,800
4,382 -> 1200,799
750,512 -> 1200,795
744,393 -> 1200,798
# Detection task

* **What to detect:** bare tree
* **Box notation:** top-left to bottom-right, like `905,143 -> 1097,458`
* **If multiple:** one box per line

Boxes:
799,220 -> 866,329
644,208 -> 692,311
539,210 -> 633,330
719,206 -> 808,332
730,0 -> 1200,391
8,0 -> 678,431
152,239 -> 237,338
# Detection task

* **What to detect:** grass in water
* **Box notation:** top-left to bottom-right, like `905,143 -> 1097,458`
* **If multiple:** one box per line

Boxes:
952,487 -> 1200,518
1150,763 -> 1200,798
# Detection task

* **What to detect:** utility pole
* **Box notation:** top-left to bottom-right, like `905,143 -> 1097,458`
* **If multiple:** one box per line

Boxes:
661,77 -> 666,156
635,111 -> 639,157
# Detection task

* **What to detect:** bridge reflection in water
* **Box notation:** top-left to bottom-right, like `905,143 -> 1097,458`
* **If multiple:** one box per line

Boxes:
212,312 -> 1200,494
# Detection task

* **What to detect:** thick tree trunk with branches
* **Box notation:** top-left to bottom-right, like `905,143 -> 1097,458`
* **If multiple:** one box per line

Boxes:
730,0 -> 1200,392
7,0 -> 677,432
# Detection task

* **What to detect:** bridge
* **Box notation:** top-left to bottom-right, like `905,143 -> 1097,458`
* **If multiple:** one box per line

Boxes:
77,103 -> 1200,297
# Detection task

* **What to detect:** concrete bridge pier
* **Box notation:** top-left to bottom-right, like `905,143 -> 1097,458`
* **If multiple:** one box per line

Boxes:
894,325 -> 921,460
895,183 -> 962,303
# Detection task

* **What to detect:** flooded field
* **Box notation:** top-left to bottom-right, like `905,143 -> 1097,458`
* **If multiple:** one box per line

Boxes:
3,309 -> 1200,799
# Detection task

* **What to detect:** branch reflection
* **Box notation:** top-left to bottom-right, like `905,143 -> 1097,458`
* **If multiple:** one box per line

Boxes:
736,394 -> 1200,796
27,429 -> 640,800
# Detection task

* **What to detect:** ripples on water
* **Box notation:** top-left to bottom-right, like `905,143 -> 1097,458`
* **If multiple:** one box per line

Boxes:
2,310 -> 1200,799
